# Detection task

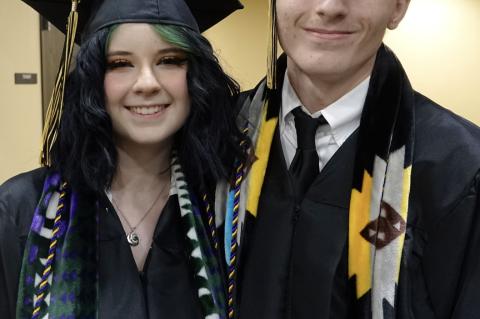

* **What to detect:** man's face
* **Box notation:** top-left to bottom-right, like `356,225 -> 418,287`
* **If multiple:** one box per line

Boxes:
277,0 -> 410,83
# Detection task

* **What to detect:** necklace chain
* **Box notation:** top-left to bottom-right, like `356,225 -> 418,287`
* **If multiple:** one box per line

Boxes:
111,175 -> 171,246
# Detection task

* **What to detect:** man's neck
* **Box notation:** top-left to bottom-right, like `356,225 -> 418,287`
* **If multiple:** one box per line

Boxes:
286,57 -> 374,114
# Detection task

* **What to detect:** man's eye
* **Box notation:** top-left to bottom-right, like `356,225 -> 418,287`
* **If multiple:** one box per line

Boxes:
107,59 -> 132,69
158,56 -> 188,66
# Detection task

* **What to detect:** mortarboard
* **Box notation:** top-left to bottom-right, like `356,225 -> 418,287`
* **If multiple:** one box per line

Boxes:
23,0 -> 244,42
20,0 -> 243,166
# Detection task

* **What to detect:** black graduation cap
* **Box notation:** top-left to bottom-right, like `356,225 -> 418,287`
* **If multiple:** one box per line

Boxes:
21,0 -> 243,166
22,0 -> 243,40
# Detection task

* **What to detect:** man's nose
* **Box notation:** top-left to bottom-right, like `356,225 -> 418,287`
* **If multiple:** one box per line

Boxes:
313,0 -> 349,19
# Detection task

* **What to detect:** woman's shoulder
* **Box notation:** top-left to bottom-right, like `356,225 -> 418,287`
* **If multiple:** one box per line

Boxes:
0,167 -> 48,199
0,167 -> 48,225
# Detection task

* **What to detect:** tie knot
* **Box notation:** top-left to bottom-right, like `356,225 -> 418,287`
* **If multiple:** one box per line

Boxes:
292,107 -> 326,150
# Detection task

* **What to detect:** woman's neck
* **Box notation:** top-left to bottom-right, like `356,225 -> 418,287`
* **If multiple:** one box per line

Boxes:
109,141 -> 173,272
111,141 -> 172,194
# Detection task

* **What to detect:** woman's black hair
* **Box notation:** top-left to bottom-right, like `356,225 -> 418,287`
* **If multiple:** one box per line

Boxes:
51,24 -> 248,194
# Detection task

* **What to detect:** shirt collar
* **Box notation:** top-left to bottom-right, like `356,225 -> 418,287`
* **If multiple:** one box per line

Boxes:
281,70 -> 370,146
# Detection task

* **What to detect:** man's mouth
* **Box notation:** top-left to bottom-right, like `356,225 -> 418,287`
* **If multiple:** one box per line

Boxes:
303,27 -> 354,40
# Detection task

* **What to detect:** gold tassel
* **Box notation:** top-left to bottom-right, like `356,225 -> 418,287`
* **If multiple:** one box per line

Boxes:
41,0 -> 80,166
266,0 -> 277,91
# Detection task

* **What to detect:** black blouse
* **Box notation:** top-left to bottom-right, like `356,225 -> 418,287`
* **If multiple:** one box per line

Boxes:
0,168 -> 203,319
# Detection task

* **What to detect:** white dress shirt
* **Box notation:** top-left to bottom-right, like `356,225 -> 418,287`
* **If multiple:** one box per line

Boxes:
279,71 -> 370,171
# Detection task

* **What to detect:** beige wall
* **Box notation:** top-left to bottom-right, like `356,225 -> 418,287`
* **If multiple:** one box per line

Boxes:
206,0 -> 480,125
0,0 -> 42,184
205,0 -> 269,90
385,0 -> 480,125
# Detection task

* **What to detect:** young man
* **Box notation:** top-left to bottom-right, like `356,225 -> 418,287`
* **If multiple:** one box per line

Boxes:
218,0 -> 480,318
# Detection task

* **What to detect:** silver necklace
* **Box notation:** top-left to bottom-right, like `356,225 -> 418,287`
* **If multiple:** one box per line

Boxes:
111,178 -> 170,246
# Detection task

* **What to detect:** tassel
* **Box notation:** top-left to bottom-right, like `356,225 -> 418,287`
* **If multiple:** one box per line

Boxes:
41,0 -> 80,166
266,0 -> 277,91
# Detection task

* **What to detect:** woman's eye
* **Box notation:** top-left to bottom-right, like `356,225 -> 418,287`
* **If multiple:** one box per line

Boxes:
158,56 -> 188,66
107,59 -> 132,69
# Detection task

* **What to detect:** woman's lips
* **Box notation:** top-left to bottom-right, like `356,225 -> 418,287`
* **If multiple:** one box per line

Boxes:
125,104 -> 169,116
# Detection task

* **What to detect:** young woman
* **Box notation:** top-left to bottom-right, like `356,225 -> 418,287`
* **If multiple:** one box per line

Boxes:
0,0 -> 246,318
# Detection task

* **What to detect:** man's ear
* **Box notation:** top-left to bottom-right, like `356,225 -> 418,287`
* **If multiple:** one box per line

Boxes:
388,0 -> 411,30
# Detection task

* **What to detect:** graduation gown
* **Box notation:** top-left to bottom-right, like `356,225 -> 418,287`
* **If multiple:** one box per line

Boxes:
0,167 -> 203,319
236,127 -> 358,319
233,59 -> 480,318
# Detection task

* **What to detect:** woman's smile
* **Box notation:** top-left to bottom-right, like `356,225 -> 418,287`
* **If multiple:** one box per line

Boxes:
125,104 -> 170,117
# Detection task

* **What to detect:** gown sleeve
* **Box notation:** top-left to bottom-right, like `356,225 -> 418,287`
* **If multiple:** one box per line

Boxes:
0,184 -> 24,319
0,168 -> 47,319
450,173 -> 480,318
422,170 -> 480,319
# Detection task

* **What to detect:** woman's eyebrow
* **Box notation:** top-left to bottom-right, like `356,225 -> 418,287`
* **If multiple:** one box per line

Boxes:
106,48 -> 185,57
106,50 -> 131,57
156,48 -> 185,54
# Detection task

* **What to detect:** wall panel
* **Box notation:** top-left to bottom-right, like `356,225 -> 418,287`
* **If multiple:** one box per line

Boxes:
0,0 -> 42,183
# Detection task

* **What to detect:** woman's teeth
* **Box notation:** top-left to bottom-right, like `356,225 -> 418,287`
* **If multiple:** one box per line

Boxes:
129,105 -> 165,115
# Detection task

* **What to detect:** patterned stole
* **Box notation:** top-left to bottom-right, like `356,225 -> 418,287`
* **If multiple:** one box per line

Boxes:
17,154 -> 226,319
347,45 -> 414,318
16,172 -> 97,319
218,44 -> 414,319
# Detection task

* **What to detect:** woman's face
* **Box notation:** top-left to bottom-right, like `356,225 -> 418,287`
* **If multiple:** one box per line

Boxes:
104,23 -> 190,149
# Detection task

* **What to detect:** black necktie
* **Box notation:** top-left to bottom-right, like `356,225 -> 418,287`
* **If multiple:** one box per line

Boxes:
289,107 -> 327,199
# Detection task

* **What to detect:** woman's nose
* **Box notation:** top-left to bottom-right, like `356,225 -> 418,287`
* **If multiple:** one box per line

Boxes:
133,66 -> 162,95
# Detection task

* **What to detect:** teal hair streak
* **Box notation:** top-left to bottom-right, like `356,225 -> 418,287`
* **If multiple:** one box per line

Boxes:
104,24 -> 194,56
152,24 -> 193,54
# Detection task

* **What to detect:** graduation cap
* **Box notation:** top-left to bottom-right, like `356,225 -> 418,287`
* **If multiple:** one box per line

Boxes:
20,0 -> 243,166
23,0 -> 243,40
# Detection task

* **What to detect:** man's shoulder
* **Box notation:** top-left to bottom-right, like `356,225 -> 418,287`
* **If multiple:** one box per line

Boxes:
415,93 -> 480,162
237,89 -> 256,106
237,84 -> 262,110
414,92 -> 480,146
235,81 -> 269,126
412,92 -> 480,202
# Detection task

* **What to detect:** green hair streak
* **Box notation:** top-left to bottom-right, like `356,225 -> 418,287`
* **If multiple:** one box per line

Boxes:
105,24 -> 194,55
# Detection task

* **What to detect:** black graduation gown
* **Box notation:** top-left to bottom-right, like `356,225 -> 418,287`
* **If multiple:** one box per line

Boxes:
234,84 -> 480,318
237,126 -> 357,319
0,168 -> 203,319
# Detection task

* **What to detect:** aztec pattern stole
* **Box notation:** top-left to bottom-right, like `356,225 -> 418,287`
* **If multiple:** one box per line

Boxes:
347,45 -> 414,318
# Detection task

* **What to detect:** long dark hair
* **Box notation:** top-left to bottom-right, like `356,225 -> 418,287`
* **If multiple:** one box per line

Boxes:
51,24 -> 247,194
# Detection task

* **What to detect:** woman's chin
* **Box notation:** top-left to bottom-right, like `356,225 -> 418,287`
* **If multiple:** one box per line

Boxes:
115,134 -> 175,151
